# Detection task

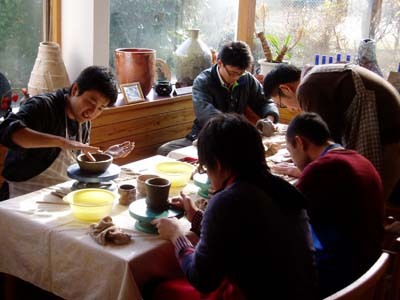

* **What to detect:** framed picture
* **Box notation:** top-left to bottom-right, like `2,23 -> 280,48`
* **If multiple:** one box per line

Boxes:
120,82 -> 145,104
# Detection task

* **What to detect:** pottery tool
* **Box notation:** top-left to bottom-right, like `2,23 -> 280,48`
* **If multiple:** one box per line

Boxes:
85,152 -> 96,162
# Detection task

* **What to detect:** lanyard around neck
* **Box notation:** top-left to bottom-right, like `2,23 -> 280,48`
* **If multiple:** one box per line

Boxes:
320,143 -> 342,157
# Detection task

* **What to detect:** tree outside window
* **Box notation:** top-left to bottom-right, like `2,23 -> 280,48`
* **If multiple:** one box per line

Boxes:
0,0 -> 42,88
254,0 -> 400,77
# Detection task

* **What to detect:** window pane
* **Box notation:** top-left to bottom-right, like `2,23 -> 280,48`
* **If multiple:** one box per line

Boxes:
109,0 -> 238,80
254,0 -> 400,77
0,0 -> 42,88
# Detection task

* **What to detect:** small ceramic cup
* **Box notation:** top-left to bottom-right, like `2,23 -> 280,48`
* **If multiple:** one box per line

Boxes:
137,174 -> 160,196
145,177 -> 171,213
118,184 -> 136,206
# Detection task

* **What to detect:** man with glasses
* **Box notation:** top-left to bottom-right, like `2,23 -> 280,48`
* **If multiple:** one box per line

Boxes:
157,41 -> 279,156
263,63 -> 400,203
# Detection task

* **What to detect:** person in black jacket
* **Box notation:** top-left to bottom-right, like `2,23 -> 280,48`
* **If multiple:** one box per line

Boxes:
152,113 -> 317,299
0,65 -> 135,199
157,41 -> 279,156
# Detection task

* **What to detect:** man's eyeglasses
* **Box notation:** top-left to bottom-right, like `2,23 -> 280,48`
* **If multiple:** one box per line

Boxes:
197,164 -> 208,174
223,64 -> 245,78
277,88 -> 286,109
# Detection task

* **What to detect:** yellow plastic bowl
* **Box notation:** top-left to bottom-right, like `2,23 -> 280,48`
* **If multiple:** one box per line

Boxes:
64,188 -> 116,221
155,161 -> 195,187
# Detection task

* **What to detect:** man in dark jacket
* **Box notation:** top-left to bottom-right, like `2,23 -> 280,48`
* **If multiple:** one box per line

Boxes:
157,41 -> 279,156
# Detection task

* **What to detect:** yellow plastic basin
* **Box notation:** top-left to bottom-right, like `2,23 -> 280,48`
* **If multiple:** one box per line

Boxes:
64,188 -> 116,221
155,161 -> 195,187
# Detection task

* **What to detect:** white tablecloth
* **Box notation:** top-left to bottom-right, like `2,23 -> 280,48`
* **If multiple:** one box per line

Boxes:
167,123 -> 289,161
0,155 -> 194,300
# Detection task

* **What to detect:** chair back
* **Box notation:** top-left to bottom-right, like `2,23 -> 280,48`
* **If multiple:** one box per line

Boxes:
384,236 -> 400,300
323,251 -> 391,300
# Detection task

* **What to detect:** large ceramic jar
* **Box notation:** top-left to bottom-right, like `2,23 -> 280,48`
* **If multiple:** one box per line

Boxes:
115,48 -> 156,97
174,29 -> 212,87
27,42 -> 70,96
356,39 -> 383,77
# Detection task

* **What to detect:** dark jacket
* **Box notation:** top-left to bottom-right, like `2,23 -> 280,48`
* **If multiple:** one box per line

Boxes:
187,64 -> 279,140
179,173 -> 318,299
0,89 -> 90,181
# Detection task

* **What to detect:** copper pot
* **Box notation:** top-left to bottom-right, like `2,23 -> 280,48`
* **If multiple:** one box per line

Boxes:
115,48 -> 156,96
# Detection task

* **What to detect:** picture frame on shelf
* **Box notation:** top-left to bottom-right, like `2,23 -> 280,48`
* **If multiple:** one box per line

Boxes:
120,82 -> 145,104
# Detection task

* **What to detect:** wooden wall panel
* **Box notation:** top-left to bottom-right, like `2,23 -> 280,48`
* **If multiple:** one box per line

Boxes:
91,94 -> 195,166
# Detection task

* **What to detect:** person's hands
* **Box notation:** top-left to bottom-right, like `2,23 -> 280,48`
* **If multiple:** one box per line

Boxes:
254,73 -> 264,83
270,162 -> 301,178
151,217 -> 185,242
169,191 -> 198,222
61,139 -> 101,153
255,118 -> 276,137
105,141 -> 135,159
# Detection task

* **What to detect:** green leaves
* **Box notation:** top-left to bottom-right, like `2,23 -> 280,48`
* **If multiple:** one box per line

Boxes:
264,33 -> 292,62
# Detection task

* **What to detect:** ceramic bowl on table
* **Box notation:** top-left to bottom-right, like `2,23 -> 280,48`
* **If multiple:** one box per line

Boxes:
63,188 -> 116,221
76,153 -> 113,174
154,161 -> 195,187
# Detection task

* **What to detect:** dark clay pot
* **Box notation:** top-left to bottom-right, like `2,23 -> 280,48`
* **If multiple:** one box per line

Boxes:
154,80 -> 172,96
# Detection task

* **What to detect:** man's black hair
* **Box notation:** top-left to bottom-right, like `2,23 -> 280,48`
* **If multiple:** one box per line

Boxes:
217,41 -> 253,70
72,66 -> 118,107
286,112 -> 331,146
263,64 -> 301,99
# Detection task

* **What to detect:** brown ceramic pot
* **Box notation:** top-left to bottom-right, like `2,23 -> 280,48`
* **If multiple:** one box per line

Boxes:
76,153 -> 113,174
145,177 -> 171,213
115,48 -> 156,97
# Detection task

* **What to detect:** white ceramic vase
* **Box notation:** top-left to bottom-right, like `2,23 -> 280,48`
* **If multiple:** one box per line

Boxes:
174,29 -> 212,87
356,39 -> 383,77
258,59 -> 288,76
28,42 -> 70,96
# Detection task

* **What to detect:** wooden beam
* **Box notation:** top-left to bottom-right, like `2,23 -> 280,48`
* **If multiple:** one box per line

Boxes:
369,0 -> 383,39
50,0 -> 61,45
236,0 -> 256,48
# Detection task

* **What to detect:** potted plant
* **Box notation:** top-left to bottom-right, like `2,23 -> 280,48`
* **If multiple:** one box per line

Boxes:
254,2 -> 304,75
256,30 -> 303,75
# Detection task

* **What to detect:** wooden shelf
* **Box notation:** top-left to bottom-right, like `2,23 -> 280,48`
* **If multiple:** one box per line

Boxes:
91,90 -> 195,165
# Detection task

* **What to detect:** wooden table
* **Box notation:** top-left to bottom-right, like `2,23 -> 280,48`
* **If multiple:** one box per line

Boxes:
0,155 -> 198,300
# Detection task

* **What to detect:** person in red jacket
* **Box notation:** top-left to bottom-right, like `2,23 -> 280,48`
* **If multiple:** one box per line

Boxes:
274,112 -> 384,297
